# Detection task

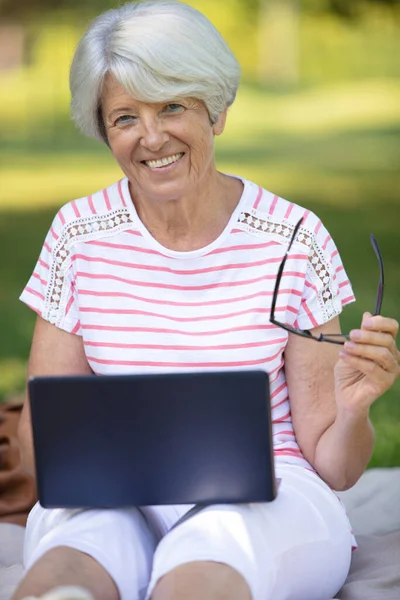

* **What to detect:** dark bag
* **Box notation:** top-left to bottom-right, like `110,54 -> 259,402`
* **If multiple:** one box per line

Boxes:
0,402 -> 37,526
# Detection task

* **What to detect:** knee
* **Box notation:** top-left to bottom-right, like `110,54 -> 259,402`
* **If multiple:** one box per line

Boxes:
13,546 -> 120,600
150,561 -> 252,600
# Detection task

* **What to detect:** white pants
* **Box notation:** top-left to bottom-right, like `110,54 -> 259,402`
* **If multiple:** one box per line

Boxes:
23,464 -> 353,600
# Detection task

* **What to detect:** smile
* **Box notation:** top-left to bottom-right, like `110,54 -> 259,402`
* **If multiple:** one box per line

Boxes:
143,153 -> 185,169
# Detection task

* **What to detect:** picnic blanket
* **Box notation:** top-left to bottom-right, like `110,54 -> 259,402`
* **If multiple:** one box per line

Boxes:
336,469 -> 400,599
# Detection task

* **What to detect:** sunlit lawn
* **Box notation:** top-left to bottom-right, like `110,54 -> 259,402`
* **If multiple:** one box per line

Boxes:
0,79 -> 399,467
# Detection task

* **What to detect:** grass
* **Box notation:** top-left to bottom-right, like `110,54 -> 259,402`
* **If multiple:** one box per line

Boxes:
0,77 -> 399,468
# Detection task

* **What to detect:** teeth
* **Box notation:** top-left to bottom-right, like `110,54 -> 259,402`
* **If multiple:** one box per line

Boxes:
145,153 -> 183,169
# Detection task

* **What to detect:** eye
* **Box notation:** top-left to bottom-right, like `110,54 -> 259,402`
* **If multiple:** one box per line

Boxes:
115,114 -> 137,126
164,103 -> 184,114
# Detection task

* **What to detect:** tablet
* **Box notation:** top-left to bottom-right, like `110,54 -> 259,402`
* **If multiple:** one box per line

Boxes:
29,370 -> 277,508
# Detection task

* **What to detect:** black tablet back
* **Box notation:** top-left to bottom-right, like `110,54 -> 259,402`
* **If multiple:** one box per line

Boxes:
29,370 -> 276,508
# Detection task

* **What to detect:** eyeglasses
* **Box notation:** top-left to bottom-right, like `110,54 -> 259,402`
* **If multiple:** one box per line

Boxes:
270,218 -> 384,345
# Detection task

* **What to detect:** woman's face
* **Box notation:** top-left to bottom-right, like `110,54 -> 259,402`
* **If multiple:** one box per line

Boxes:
101,76 -> 227,203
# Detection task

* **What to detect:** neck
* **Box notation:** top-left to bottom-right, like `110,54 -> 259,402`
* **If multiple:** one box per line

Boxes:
129,170 -> 243,252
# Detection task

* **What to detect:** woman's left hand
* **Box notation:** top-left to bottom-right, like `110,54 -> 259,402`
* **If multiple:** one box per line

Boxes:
334,312 -> 400,413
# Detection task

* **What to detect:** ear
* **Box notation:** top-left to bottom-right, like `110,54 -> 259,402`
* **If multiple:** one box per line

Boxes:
212,108 -> 228,136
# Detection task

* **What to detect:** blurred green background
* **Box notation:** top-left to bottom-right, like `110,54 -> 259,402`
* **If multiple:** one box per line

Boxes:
0,0 -> 399,467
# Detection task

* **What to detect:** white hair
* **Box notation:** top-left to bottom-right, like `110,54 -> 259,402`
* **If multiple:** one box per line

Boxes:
70,0 -> 241,142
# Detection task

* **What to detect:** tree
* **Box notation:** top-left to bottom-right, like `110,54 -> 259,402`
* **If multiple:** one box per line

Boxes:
258,0 -> 300,85
0,0 -> 112,21
250,0 -> 400,85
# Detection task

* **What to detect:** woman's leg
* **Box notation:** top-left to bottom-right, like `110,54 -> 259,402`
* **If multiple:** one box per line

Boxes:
145,465 -> 353,600
13,503 -> 158,600
12,546 -> 118,600
151,562 -> 251,600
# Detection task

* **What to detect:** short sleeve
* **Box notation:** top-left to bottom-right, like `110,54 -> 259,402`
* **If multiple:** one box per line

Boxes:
295,217 -> 355,331
19,210 -> 82,336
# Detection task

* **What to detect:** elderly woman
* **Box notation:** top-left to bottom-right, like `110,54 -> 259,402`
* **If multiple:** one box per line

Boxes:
14,2 -> 399,600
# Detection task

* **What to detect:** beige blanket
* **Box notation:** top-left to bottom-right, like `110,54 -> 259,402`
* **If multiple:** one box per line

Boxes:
1,468 -> 399,600
336,468 -> 400,600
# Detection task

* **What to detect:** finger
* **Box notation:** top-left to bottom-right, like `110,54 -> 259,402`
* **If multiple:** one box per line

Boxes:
338,353 -> 398,390
349,328 -> 396,350
343,341 -> 400,375
360,314 -> 399,339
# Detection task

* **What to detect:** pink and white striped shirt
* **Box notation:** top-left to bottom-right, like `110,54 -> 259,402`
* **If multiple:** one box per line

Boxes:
21,175 -> 355,473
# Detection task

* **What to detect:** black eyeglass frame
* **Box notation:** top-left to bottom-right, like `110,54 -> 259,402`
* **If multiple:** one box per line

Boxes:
270,218 -> 385,345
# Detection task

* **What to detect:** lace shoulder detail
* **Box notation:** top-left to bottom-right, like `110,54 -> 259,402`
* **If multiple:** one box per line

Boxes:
235,209 -> 337,317
43,208 -> 134,326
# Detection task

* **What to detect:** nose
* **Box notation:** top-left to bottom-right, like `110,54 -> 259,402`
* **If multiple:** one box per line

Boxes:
139,114 -> 169,152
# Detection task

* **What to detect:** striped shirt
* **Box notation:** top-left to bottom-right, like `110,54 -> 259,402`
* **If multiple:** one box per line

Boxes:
21,175 -> 355,472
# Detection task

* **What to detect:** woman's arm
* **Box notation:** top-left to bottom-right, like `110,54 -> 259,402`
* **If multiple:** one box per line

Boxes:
18,316 -> 93,477
285,314 -> 398,491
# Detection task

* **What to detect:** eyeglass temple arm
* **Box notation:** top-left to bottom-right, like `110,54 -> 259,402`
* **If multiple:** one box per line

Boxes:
370,234 -> 384,316
270,218 -> 303,323
270,258 -> 288,321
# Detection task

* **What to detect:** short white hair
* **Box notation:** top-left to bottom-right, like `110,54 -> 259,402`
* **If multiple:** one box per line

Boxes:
70,0 -> 241,142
